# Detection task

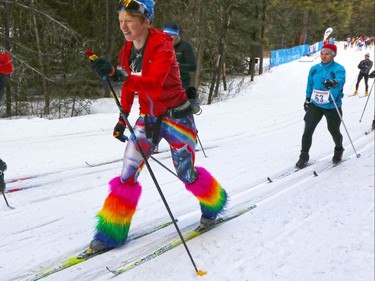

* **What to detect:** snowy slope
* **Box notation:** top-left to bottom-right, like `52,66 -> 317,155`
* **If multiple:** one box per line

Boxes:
0,42 -> 374,281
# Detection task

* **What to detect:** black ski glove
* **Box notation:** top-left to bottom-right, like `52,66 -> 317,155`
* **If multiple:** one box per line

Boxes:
91,57 -> 128,82
186,87 -> 197,100
186,87 -> 201,114
113,115 -> 128,142
322,79 -> 338,89
91,57 -> 115,79
304,98 -> 311,112
113,67 -> 128,82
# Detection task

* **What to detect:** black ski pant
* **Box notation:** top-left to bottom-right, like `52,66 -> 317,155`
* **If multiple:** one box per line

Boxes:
355,73 -> 369,91
301,103 -> 343,153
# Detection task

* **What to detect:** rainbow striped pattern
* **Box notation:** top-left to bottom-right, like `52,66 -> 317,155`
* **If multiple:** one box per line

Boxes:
138,114 -> 197,147
162,117 -> 196,150
185,167 -> 227,218
94,176 -> 142,248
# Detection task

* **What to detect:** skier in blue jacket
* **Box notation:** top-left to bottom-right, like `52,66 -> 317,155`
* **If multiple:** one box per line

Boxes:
296,43 -> 346,168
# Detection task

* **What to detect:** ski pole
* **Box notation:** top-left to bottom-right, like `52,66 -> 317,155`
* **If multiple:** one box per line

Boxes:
359,81 -> 374,122
150,155 -> 178,178
196,134 -> 207,157
329,90 -> 361,158
349,74 -> 358,90
120,134 -> 179,178
86,50 -> 206,276
2,191 -> 15,209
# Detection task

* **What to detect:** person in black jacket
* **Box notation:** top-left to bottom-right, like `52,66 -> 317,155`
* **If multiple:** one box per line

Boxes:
158,21 -> 201,154
353,53 -> 373,96
163,21 -> 197,90
162,22 -> 200,114
0,158 -> 6,193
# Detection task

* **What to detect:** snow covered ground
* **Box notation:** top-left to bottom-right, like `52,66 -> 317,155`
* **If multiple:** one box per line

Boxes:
0,42 -> 374,281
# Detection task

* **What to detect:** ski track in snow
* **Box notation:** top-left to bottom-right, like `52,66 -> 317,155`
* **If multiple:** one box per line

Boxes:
0,42 -> 374,281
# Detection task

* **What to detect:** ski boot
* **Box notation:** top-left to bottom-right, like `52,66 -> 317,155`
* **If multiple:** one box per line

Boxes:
196,214 -> 217,231
353,90 -> 358,96
365,91 -> 368,96
332,148 -> 344,164
295,151 -> 309,169
78,239 -> 113,259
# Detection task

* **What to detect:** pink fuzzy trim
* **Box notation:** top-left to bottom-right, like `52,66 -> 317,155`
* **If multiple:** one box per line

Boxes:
108,176 -> 142,205
185,167 -> 215,196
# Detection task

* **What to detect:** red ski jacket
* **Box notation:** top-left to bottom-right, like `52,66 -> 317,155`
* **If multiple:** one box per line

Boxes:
118,27 -> 187,117
0,53 -> 13,74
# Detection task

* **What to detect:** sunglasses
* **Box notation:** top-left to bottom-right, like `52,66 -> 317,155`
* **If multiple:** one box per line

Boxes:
118,0 -> 146,15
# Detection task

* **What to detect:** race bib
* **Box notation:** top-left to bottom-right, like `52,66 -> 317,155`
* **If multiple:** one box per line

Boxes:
131,71 -> 142,76
311,89 -> 330,104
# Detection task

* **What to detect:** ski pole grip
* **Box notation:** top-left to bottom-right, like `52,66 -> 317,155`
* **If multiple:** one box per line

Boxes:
85,49 -> 98,61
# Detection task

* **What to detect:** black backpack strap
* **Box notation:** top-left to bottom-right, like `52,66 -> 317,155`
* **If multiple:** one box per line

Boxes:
144,114 -> 163,145
152,116 -> 163,145
144,115 -> 152,139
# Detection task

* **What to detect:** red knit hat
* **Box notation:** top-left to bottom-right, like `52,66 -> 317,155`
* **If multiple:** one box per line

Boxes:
0,53 -> 13,74
321,44 -> 337,57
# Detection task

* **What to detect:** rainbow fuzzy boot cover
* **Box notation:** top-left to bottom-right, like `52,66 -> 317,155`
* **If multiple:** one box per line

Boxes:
185,167 -> 227,218
93,176 -> 142,248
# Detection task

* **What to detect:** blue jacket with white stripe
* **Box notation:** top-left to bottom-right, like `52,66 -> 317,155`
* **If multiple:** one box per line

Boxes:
306,60 -> 346,109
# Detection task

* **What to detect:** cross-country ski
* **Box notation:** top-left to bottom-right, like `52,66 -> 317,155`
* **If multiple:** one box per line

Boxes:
24,219 -> 176,281
365,127 -> 374,135
106,204 -> 257,276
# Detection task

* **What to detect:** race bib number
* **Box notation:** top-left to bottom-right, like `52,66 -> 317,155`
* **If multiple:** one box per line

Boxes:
311,89 -> 330,104
131,71 -> 142,76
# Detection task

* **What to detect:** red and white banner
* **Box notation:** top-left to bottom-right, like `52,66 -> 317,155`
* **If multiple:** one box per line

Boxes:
323,27 -> 333,41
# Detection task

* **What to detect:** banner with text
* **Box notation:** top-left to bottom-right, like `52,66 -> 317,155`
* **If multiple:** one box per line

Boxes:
270,41 -> 323,67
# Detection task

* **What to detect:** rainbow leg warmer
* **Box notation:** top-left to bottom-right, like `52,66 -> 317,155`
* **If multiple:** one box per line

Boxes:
185,167 -> 227,218
93,176 -> 142,248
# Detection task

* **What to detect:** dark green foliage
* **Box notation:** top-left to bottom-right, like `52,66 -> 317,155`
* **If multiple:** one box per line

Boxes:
0,0 -> 373,117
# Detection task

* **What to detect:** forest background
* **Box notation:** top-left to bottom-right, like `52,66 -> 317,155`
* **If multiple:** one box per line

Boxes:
0,0 -> 374,118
